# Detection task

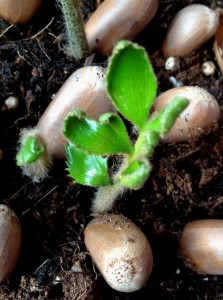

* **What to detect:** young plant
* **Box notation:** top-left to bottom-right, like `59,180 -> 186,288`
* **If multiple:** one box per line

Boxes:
63,40 -> 189,212
58,0 -> 89,60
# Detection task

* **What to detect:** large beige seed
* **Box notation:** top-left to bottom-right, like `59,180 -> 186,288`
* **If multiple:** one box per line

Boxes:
0,205 -> 22,283
179,219 -> 223,275
153,86 -> 220,143
85,0 -> 158,57
214,9 -> 223,73
162,4 -> 219,58
0,0 -> 42,25
84,214 -> 153,292
37,66 -> 115,159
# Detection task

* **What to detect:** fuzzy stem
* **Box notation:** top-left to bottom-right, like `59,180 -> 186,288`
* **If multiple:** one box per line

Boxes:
91,183 -> 128,213
59,0 -> 89,60
91,157 -> 129,213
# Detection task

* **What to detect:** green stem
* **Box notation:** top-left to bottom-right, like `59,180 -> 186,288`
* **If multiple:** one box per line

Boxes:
131,130 -> 159,161
59,0 -> 89,60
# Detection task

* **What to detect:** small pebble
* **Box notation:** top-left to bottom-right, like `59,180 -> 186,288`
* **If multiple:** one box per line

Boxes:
202,61 -> 215,76
165,56 -> 180,71
5,96 -> 19,110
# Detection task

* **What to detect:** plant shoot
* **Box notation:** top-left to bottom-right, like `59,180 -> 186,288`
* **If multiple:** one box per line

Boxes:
63,40 -> 189,212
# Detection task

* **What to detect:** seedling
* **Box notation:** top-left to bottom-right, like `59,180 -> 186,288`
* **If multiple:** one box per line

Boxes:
63,40 -> 189,212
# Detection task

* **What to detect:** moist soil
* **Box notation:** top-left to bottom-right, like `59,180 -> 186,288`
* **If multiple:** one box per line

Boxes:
0,0 -> 223,299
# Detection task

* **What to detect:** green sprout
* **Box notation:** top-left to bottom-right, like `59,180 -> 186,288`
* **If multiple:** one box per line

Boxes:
16,136 -> 44,166
63,40 -> 189,212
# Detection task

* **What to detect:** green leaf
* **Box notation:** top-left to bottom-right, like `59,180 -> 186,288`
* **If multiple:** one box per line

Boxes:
66,145 -> 111,186
119,159 -> 152,190
64,110 -> 134,155
146,97 -> 189,136
106,40 -> 157,130
16,136 -> 44,166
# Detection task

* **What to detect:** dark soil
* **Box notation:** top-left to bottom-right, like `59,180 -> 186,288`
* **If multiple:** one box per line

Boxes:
0,0 -> 223,299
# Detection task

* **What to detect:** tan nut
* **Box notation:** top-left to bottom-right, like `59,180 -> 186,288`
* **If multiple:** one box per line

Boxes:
179,219 -> 223,275
0,0 -> 42,25
37,66 -> 115,159
84,214 -> 153,292
85,0 -> 158,57
153,86 -> 220,143
0,205 -> 22,283
213,9 -> 223,72
162,4 -> 219,58
215,8 -> 223,50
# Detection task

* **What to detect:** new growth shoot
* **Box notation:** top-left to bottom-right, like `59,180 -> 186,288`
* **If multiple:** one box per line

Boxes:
64,40 -> 189,212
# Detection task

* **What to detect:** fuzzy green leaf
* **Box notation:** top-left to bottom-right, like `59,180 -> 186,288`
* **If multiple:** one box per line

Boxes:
16,136 -> 44,166
106,40 -> 157,130
66,145 -> 111,186
64,110 -> 134,155
146,97 -> 189,136
119,159 -> 152,190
